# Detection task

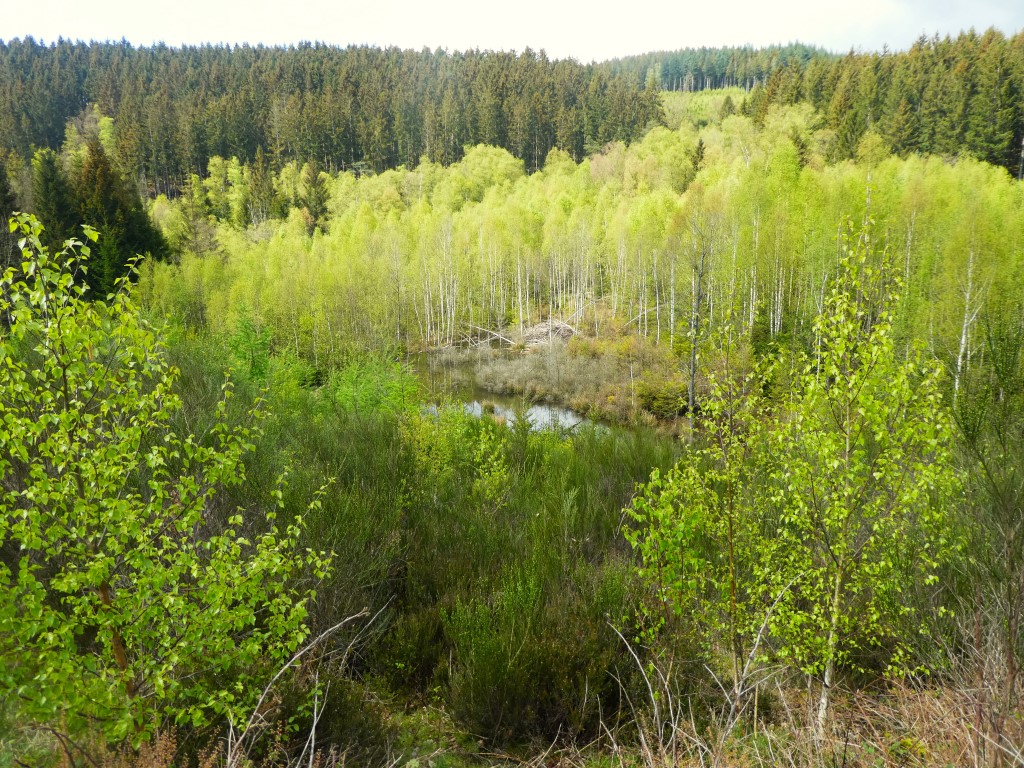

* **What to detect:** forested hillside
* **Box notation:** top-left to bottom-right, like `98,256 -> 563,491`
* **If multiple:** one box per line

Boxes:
606,42 -> 834,91
139,99 -> 1023,412
744,30 -> 1024,173
613,30 -> 1024,174
3,31 -> 1021,196
0,39 -> 661,189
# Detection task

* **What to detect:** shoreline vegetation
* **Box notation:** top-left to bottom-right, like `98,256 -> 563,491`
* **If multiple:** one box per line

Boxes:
1,30 -> 1024,768
422,338 -> 689,431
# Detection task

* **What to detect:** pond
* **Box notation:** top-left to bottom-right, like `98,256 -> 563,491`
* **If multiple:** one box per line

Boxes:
410,348 -> 592,432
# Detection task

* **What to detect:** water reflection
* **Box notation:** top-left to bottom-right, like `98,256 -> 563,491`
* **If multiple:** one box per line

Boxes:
462,399 -> 585,431
411,349 -> 592,432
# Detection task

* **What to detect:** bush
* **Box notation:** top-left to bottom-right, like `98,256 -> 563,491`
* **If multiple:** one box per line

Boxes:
0,215 -> 330,752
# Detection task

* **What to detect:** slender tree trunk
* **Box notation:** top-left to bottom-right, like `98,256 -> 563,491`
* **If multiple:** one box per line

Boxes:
98,582 -> 135,697
954,247 -> 981,398
654,251 -> 661,345
816,569 -> 845,745
670,257 -> 676,350
748,263 -> 757,334
1018,134 -> 1023,182
687,216 -> 711,436
904,210 -> 916,287
516,247 -> 525,333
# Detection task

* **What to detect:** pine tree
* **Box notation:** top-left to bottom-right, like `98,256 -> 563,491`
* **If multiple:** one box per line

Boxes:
966,34 -> 1015,167
887,98 -> 920,155
247,146 -> 275,226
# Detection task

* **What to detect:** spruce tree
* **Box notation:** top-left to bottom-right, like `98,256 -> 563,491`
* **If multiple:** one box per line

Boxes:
75,139 -> 166,295
32,148 -> 78,255
247,146 -> 275,226
300,160 -> 329,233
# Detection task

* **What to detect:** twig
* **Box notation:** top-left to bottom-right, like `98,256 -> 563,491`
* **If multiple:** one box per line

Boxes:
467,323 -> 515,345
226,607 -> 372,768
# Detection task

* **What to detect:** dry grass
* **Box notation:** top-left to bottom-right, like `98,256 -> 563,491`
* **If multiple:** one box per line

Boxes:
472,337 -> 681,425
578,676 -> 1023,768
731,680 -> 1023,768
74,728 -> 348,768
14,679 -> 1020,768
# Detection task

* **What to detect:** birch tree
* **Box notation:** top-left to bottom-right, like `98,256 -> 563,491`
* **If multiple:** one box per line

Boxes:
767,220 -> 958,742
0,215 -> 331,750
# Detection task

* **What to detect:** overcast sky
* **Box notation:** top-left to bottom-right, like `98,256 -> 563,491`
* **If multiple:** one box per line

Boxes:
5,0 -> 1022,61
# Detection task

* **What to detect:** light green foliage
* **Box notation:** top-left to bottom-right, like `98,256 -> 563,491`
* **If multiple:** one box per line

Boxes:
155,173 -> 216,257
203,155 -> 250,227
764,221 -> 959,729
661,87 -> 747,131
469,423 -> 511,514
431,144 -> 524,211
326,356 -> 421,417
141,100 -> 1024,381
0,215 -> 331,746
627,462 -> 728,630
626,328 -> 777,689
275,160 -> 303,210
855,129 -> 892,166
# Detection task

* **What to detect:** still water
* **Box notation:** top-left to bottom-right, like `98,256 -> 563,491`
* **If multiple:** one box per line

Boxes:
410,350 -> 590,432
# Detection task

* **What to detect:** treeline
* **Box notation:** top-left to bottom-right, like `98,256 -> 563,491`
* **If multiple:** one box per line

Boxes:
743,29 -> 1024,173
606,43 -> 834,91
608,30 -> 1024,176
0,38 -> 662,192
4,30 -> 1023,191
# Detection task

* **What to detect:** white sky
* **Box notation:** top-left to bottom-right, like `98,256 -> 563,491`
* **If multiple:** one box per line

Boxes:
4,0 -> 1022,61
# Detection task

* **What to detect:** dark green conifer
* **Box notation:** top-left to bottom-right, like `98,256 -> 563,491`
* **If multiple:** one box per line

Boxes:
31,149 -> 78,254
0,158 -> 18,267
75,139 -> 166,295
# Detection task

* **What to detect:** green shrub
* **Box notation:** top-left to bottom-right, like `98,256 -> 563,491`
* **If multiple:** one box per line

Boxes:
636,377 -> 689,419
326,355 -> 422,416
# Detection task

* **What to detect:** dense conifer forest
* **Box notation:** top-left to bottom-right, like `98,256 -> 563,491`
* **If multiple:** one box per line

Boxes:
606,42 -> 836,91
614,31 -> 1024,175
2,29 -> 1024,768
0,39 -> 661,184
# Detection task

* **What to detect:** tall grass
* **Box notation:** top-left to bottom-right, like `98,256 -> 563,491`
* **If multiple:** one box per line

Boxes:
162,332 -> 684,752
